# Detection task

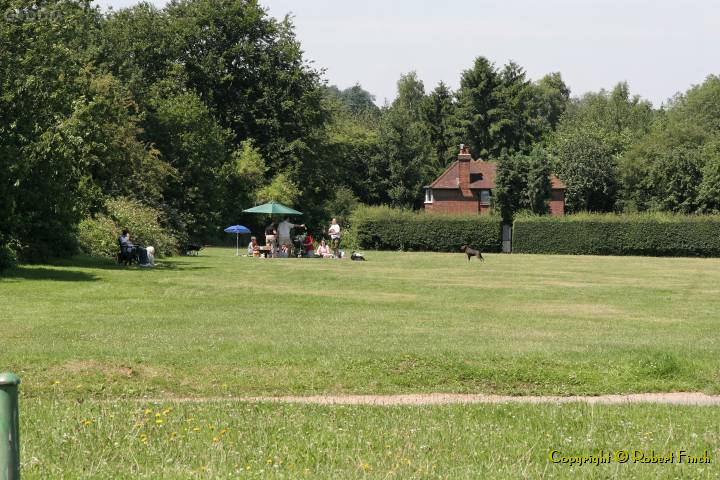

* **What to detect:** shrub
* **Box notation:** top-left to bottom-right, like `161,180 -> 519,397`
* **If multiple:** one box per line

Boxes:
348,205 -> 503,252
513,213 -> 720,257
0,241 -> 18,271
106,198 -> 178,256
77,198 -> 179,258
77,215 -> 120,258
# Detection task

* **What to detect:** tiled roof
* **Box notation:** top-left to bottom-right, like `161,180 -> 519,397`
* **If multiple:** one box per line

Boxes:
430,159 -> 565,190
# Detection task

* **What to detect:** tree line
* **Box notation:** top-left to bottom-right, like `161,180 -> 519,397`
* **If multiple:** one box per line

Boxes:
1,0 -> 719,268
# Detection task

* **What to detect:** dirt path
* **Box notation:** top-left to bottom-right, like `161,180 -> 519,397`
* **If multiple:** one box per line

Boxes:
136,392 -> 720,406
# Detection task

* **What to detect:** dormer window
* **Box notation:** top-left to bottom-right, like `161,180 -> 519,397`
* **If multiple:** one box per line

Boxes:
470,173 -> 483,183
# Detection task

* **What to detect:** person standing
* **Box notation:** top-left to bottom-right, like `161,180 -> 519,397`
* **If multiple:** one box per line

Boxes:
265,222 -> 277,254
328,218 -> 341,258
277,216 -> 304,250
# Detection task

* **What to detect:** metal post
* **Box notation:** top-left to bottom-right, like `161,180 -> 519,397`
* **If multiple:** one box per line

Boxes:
0,373 -> 20,480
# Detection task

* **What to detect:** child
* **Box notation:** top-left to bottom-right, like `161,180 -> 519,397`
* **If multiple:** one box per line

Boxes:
247,236 -> 260,257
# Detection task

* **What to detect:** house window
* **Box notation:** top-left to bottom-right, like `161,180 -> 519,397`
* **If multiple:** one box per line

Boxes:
424,188 -> 434,204
479,189 -> 491,205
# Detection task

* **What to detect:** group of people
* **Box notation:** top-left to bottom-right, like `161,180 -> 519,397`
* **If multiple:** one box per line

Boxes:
247,217 -> 342,259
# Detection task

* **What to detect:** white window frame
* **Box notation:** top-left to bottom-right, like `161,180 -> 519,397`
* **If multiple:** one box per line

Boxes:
424,188 -> 434,204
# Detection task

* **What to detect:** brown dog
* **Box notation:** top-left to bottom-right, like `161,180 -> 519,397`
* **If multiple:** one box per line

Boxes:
460,245 -> 484,262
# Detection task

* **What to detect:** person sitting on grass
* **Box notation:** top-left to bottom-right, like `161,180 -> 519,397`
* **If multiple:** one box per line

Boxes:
303,233 -> 315,258
277,243 -> 290,258
247,236 -> 259,257
316,239 -> 332,258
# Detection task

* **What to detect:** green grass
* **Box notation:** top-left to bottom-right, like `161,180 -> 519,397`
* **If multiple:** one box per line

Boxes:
3,248 -> 720,478
21,399 -> 720,479
3,248 -> 720,398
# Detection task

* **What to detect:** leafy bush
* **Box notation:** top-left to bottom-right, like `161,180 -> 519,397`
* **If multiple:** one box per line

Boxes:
513,213 -> 720,257
106,198 -> 178,256
77,215 -> 120,258
78,198 -> 179,258
348,205 -> 503,252
0,241 -> 18,271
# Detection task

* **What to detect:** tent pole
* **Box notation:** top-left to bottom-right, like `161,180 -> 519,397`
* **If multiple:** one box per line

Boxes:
236,233 -> 239,256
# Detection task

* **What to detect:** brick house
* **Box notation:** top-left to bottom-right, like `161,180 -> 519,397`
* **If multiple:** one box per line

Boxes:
423,146 -> 566,215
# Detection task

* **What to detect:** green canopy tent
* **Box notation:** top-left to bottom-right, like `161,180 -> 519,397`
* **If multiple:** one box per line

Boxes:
242,201 -> 302,215
243,202 -> 303,256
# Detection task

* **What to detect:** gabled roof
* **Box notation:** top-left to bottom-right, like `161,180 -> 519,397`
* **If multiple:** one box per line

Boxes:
429,159 -> 566,190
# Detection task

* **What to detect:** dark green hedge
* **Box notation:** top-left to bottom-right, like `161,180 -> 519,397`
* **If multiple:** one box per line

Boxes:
513,213 -> 720,257
348,206 -> 502,252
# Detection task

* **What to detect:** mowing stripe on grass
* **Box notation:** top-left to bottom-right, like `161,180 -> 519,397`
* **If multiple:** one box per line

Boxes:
130,392 -> 720,405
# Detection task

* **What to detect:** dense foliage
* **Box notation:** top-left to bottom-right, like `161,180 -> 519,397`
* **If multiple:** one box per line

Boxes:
349,206 -> 502,252
78,198 -> 178,258
1,0 -> 718,268
513,213 -> 720,257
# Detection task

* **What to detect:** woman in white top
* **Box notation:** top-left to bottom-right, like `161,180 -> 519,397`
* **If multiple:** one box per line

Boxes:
316,239 -> 332,258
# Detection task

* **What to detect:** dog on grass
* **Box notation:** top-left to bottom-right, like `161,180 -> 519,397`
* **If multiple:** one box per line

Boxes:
460,245 -> 484,262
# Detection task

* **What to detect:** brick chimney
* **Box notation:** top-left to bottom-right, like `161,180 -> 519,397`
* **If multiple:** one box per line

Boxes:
457,144 -> 472,197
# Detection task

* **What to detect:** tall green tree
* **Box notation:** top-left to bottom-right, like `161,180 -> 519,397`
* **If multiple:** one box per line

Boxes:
534,72 -> 571,134
377,73 -> 434,208
454,57 -> 499,158
553,125 -> 619,212
0,0 -> 102,261
524,148 -> 553,215
64,73 -> 173,214
698,141 -> 720,213
493,153 -> 529,222
494,148 -> 552,222
492,62 -> 548,156
148,90 -> 232,241
162,0 -> 327,167
617,76 -> 720,213
552,83 -> 654,212
423,82 -> 458,172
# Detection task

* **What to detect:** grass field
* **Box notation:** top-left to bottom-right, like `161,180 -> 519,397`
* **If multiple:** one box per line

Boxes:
3,248 -> 720,478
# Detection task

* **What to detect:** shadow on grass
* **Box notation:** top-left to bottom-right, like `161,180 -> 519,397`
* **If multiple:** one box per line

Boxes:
10,254 -> 212,274
0,266 -> 98,282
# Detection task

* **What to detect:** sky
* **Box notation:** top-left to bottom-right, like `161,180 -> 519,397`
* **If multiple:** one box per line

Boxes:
95,0 -> 720,107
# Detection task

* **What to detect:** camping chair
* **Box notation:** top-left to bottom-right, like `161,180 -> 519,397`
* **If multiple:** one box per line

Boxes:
117,240 -> 139,266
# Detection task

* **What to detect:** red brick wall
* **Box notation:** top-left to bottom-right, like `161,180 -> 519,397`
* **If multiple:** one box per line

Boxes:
425,189 -> 478,214
550,189 -> 565,216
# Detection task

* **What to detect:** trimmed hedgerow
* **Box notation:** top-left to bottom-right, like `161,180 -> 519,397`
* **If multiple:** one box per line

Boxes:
348,205 -> 503,252
513,213 -> 720,257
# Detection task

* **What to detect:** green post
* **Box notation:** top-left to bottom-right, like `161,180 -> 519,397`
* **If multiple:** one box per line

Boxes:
0,373 -> 20,480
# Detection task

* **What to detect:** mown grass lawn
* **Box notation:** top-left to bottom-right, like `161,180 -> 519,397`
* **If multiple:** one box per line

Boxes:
3,248 -> 720,398
3,248 -> 720,478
